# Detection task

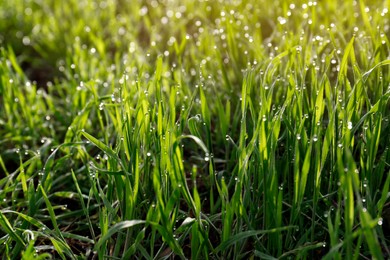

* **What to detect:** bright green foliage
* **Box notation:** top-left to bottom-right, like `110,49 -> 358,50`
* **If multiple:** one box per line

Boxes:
1,0 -> 390,259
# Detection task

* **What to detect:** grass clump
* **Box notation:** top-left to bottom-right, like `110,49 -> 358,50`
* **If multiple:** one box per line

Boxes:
1,0 -> 390,259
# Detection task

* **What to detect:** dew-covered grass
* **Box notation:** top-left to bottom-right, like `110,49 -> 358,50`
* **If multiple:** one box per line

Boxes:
0,0 -> 390,259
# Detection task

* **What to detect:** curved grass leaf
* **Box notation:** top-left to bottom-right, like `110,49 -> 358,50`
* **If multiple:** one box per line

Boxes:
0,211 -> 25,247
95,220 -> 146,249
215,226 -> 297,253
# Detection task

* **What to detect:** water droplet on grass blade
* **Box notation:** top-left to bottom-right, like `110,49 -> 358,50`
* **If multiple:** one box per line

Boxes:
363,178 -> 368,188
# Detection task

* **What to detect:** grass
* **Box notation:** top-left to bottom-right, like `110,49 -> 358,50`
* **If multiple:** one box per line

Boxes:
0,0 -> 390,259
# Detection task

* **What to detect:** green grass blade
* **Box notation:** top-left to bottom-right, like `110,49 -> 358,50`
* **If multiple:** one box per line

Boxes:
95,220 -> 146,250
215,226 -> 297,253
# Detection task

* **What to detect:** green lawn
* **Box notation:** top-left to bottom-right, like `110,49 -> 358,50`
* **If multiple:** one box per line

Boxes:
1,0 -> 390,259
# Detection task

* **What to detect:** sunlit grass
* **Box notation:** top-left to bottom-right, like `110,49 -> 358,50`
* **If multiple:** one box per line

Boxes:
1,0 -> 390,259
